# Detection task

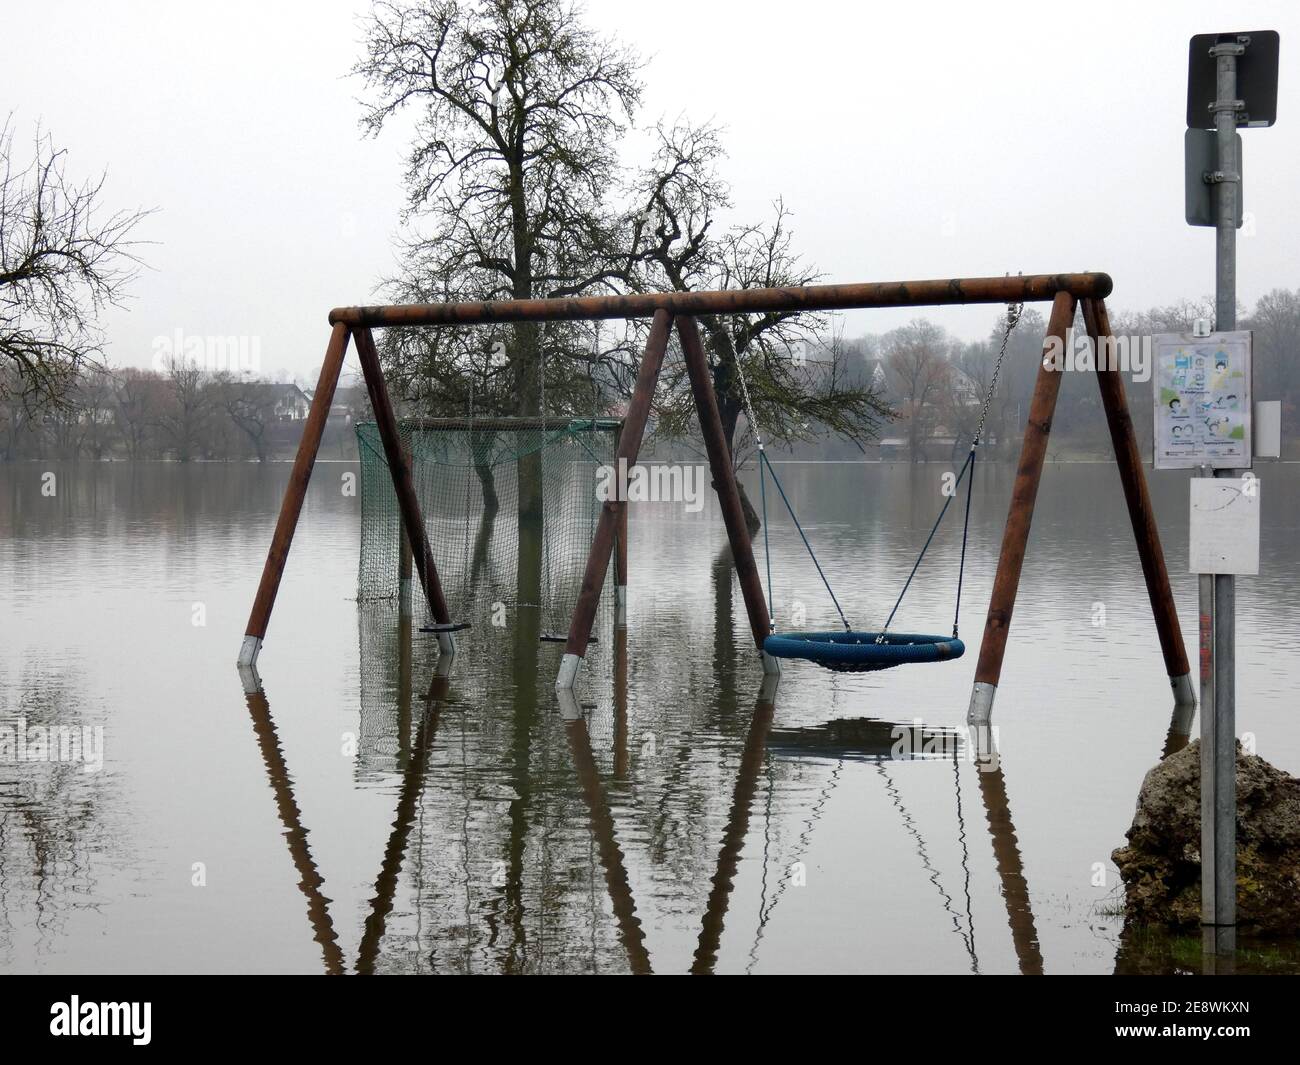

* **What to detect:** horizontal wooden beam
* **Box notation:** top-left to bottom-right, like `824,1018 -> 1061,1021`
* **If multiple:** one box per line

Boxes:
330,273 -> 1112,328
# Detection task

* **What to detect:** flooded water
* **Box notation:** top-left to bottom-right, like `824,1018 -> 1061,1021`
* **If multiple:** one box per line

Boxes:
1,459 -> 1297,975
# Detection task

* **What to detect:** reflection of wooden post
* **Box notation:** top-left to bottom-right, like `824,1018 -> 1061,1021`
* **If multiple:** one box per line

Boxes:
558,311 -> 672,690
972,740 -> 1043,976
245,686 -> 346,974
692,674 -> 779,974
613,627 -> 629,778
352,327 -> 454,653
356,662 -> 453,975
968,291 -> 1075,724
560,703 -> 652,974
1082,297 -> 1195,707
676,317 -> 773,661
239,323 -> 351,668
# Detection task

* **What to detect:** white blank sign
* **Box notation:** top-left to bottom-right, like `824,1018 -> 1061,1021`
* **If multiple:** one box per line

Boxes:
1189,478 -> 1260,575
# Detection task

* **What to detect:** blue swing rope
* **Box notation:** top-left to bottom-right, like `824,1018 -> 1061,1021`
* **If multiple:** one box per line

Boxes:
878,446 -> 976,641
758,445 -> 775,625
738,298 -> 1019,657
759,448 -> 853,632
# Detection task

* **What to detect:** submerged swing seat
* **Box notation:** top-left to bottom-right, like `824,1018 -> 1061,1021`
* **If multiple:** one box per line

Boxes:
763,630 -> 965,673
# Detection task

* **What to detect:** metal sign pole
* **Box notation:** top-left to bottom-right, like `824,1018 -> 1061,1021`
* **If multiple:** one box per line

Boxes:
1202,37 -> 1243,942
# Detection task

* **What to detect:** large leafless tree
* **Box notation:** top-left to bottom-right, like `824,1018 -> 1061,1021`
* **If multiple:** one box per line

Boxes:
0,119 -> 147,410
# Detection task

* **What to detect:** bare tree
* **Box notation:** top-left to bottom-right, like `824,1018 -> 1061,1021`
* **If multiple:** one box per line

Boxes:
630,122 -> 890,527
158,357 -> 214,462
355,0 -> 642,422
883,319 -> 952,461
218,375 -> 279,462
112,368 -> 162,459
0,119 -> 147,410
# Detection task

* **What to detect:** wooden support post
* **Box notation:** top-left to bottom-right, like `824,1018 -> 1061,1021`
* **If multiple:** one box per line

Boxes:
613,423 -> 629,627
239,322 -> 351,670
676,316 -> 774,661
967,291 -> 1075,724
557,310 -> 672,690
1082,298 -> 1196,706
398,442 -> 414,619
352,326 -> 454,652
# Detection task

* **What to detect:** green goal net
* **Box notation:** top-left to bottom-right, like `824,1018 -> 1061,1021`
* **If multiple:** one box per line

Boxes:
356,417 -> 622,637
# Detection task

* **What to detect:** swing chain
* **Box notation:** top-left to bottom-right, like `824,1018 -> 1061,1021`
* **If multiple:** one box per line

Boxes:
972,301 -> 1022,448
733,348 -> 765,451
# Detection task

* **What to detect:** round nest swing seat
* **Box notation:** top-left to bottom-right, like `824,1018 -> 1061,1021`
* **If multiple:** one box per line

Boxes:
763,631 -> 966,673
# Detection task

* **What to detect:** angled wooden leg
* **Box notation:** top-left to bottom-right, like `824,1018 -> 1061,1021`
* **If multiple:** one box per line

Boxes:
557,310 -> 673,689
1082,298 -> 1195,707
676,316 -> 774,663
240,322 -> 351,672
968,290 -> 1075,724
352,326 -> 454,653
614,485 -> 629,627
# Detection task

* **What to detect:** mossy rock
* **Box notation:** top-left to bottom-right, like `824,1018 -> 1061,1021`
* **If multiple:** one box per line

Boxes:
1111,740 -> 1300,936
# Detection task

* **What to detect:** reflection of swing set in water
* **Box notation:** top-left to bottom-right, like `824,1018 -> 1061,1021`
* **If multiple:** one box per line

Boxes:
244,648 -> 1049,973
238,272 -> 1196,724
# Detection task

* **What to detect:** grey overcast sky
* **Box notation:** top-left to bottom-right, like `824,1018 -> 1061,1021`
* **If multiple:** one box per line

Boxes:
4,0 -> 1297,381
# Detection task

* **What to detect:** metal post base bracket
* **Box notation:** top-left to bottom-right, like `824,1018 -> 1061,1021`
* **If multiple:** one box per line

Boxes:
761,651 -> 782,676
556,652 -> 583,691
238,634 -> 262,670
967,681 -> 997,726
614,586 -> 628,628
1171,671 -> 1197,707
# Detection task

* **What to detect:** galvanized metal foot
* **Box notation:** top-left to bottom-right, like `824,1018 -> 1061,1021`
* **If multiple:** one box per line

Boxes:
967,681 -> 996,726
1170,671 -> 1197,707
556,652 -> 582,691
238,634 -> 262,670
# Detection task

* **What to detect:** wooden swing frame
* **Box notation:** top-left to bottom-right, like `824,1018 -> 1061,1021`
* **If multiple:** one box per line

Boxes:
236,272 -> 1194,722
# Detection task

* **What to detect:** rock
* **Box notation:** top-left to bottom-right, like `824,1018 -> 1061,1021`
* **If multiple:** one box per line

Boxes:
1111,740 -> 1300,935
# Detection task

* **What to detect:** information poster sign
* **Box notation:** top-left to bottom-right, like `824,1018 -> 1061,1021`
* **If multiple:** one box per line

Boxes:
1153,331 -> 1252,469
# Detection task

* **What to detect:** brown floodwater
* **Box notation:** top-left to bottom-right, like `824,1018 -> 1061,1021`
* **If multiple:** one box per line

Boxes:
1,459 -> 1297,974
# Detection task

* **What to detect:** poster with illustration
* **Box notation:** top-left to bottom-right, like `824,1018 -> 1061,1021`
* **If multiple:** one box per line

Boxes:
1153,331 -> 1251,469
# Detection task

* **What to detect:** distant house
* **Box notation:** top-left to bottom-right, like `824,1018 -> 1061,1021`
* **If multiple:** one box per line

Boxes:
261,384 -> 311,421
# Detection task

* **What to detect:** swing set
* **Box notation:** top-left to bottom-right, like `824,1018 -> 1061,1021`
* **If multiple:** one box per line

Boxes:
238,272 -> 1196,723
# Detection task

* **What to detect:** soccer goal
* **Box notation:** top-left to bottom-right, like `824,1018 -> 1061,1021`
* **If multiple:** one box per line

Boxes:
355,416 -> 624,639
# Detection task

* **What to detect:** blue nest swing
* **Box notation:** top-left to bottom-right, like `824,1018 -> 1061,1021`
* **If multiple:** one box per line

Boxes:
763,630 -> 965,672
737,301 -> 1021,674
751,440 -> 978,673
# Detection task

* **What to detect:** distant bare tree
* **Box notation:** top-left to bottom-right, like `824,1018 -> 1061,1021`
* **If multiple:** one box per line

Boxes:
884,319 -> 952,461
218,375 -> 279,462
112,368 -> 163,459
0,119 -> 148,409
158,357 -> 214,462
